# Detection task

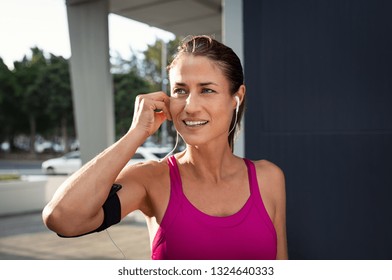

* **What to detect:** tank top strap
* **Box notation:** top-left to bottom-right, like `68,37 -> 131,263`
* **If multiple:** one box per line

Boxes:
167,155 -> 183,197
243,158 -> 260,197
243,158 -> 276,237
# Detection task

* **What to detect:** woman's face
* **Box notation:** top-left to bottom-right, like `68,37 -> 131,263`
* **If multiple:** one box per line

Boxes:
169,54 -> 236,147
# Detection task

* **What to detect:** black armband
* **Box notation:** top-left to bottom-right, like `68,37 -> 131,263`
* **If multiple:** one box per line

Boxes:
94,184 -> 122,232
57,184 -> 122,238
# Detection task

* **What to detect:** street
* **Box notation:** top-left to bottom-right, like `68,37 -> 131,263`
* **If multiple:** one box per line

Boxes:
0,159 -> 44,175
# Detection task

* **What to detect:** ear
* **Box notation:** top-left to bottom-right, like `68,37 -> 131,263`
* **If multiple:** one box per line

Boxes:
232,84 -> 246,108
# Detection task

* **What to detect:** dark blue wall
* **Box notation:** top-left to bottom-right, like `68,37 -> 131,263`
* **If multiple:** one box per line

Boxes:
243,0 -> 392,259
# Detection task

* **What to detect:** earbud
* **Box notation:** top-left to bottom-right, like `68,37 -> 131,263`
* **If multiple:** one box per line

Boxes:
229,96 -> 240,135
235,96 -> 240,113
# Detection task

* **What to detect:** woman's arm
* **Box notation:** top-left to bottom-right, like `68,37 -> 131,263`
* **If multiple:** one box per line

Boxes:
42,92 -> 171,237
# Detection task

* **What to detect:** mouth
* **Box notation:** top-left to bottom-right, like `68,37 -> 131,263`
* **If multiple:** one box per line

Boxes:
183,120 -> 209,127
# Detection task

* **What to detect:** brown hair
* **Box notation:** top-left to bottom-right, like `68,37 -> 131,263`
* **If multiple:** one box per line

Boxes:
168,35 -> 246,151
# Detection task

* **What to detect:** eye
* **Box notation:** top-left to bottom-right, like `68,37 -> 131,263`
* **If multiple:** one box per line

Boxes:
201,88 -> 215,94
172,88 -> 187,95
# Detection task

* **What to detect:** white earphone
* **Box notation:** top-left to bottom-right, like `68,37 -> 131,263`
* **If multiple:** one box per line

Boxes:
235,96 -> 240,113
229,96 -> 240,135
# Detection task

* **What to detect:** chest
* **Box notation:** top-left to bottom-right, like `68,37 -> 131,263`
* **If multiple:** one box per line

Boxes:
181,178 -> 250,217
151,190 -> 277,260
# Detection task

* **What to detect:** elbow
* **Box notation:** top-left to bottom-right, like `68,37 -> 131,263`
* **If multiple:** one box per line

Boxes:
42,203 -> 61,233
42,203 -> 75,237
42,202 -> 102,237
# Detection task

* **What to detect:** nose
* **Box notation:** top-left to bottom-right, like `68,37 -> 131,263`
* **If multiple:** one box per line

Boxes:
184,93 -> 201,114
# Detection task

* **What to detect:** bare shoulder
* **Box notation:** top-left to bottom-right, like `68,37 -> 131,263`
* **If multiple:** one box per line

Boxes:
115,159 -> 170,218
253,159 -> 285,184
252,159 -> 286,217
117,159 -> 168,184
135,159 -> 167,174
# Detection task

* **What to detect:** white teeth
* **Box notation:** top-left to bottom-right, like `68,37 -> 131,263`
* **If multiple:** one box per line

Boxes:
184,120 -> 208,126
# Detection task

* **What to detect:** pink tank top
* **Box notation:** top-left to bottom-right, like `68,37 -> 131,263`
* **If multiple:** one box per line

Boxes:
151,156 -> 277,260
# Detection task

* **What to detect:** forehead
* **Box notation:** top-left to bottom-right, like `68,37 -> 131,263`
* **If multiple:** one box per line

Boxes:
169,54 -> 226,83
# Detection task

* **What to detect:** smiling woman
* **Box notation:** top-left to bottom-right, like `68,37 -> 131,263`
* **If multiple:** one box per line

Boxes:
42,35 -> 288,260
168,36 -> 246,151
169,54 -> 242,150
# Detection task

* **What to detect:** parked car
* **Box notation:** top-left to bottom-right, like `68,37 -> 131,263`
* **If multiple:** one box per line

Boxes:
41,147 -> 160,175
42,151 -> 81,175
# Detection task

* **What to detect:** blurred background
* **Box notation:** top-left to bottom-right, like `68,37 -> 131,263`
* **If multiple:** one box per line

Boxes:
0,0 -> 178,160
1,0 -> 391,260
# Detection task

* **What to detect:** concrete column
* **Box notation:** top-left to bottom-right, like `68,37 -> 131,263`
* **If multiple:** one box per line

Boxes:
66,0 -> 115,164
222,0 -> 245,157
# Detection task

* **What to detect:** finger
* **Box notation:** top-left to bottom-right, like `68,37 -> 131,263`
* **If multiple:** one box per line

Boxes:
146,93 -> 171,120
136,92 -> 171,122
152,100 -> 171,121
160,98 -> 172,121
147,91 -> 170,102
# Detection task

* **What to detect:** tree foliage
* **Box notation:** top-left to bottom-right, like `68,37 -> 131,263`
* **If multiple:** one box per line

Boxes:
142,38 -> 181,90
113,71 -> 151,138
38,54 -> 74,152
0,48 -> 74,153
0,36 -> 180,153
0,58 -> 20,141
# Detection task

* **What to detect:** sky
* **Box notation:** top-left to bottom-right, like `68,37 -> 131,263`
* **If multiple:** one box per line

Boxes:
0,0 -> 175,68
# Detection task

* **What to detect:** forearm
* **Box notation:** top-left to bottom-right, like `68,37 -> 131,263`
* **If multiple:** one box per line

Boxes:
65,128 -> 147,201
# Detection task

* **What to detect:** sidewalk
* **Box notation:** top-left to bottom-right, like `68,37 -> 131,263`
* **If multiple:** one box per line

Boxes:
0,210 -> 150,260
1,169 -> 151,260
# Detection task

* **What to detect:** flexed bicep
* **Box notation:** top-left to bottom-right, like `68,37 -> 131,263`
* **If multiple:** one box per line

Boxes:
114,163 -> 153,219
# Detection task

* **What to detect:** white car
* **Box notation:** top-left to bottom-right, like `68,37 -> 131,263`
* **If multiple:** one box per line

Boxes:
127,146 -> 161,165
41,151 -> 81,175
41,147 -> 160,175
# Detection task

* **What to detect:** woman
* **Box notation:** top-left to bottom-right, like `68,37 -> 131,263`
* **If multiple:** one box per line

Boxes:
43,35 -> 288,260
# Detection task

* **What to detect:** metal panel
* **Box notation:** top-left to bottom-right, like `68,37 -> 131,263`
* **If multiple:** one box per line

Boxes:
244,0 -> 392,259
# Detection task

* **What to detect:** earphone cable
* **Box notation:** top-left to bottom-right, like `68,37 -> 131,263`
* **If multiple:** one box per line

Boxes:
105,229 -> 127,259
161,132 -> 180,161
228,110 -> 238,135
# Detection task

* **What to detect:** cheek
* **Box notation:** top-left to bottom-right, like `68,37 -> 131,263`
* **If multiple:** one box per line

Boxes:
214,101 -> 233,120
169,98 -> 183,119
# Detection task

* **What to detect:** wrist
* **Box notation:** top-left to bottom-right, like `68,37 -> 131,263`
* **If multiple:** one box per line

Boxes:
125,127 -> 149,146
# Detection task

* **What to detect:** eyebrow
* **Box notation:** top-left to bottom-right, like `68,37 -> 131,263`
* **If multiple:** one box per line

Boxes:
174,82 -> 219,87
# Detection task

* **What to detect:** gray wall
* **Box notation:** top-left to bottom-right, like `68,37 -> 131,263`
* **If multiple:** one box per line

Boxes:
243,0 -> 392,259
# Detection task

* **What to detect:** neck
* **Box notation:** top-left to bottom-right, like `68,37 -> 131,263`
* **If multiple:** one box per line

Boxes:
176,143 -> 239,183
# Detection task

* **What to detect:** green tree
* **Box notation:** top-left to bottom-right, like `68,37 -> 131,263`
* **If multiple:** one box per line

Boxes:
113,71 -> 151,138
111,49 -> 140,75
0,58 -> 20,146
1,40 -> 183,154
12,47 -> 49,153
38,54 -> 74,152
142,38 -> 181,90
9,48 -> 75,154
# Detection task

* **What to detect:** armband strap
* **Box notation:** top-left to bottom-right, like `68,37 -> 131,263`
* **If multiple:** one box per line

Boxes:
57,184 -> 122,238
94,185 -> 122,232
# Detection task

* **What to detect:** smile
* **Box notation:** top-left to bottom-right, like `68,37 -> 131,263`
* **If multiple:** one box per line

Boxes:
183,120 -> 209,127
